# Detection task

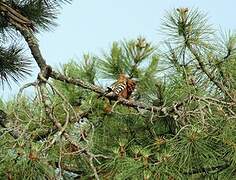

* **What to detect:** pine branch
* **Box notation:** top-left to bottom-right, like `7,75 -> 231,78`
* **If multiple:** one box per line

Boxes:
186,43 -> 233,100
0,2 -> 34,30
18,28 -> 46,69
11,6 -> 172,117
15,13 -> 233,138
15,20 -> 191,119
51,70 -> 105,94
176,12 -> 229,97
51,70 -> 164,111
165,8 -> 234,100
37,72 -> 100,179
33,110 -> 89,141
0,0 -> 71,32
51,69 -> 196,115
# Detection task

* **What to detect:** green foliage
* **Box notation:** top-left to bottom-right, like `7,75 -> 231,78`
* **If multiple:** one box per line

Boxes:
1,0 -> 72,31
0,6 -> 236,180
0,0 -> 72,87
52,56 -> 96,105
99,38 -> 157,79
0,45 -> 31,87
98,38 -> 159,102
16,0 -> 58,31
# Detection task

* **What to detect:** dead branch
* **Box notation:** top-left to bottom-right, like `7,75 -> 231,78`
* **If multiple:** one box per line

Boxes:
37,73 -> 99,179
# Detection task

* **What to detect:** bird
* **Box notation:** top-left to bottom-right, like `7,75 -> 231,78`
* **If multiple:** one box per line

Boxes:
102,74 -> 136,113
106,74 -> 136,100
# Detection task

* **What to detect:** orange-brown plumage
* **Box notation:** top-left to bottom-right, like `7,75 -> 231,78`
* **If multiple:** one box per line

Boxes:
103,74 -> 136,113
106,74 -> 136,99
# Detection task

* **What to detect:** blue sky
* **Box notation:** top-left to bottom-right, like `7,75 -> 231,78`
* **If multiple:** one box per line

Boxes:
1,0 -> 236,100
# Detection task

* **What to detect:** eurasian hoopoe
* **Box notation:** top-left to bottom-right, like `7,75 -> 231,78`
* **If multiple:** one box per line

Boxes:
106,74 -> 136,100
101,74 -> 136,113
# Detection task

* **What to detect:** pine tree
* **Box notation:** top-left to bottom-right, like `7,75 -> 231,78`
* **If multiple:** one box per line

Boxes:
0,0 -> 72,86
0,2 -> 235,179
